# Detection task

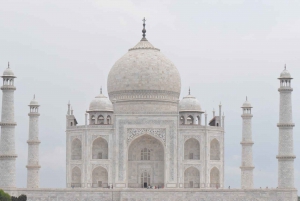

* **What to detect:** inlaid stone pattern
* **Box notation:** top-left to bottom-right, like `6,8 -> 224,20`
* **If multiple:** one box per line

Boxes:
127,128 -> 166,145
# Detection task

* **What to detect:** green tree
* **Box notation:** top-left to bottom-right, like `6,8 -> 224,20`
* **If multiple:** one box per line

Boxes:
17,195 -> 26,201
0,189 -> 11,201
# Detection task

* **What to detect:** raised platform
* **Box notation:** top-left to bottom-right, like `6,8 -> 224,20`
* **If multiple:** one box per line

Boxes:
2,188 -> 298,201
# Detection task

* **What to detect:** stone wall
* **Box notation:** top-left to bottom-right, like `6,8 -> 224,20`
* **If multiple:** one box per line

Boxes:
4,188 -> 297,201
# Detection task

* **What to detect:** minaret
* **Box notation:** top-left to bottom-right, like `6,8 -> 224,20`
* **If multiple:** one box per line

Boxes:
0,63 -> 17,188
26,95 -> 41,188
277,66 -> 295,188
240,97 -> 254,189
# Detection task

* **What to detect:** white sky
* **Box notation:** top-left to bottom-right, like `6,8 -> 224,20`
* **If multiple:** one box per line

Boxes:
0,0 -> 300,190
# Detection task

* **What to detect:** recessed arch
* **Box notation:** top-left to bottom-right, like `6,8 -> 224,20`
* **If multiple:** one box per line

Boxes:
98,115 -> 104,124
187,115 -> 194,125
107,115 -> 111,125
184,138 -> 200,160
71,138 -> 82,160
210,139 -> 220,160
91,115 -> 96,125
210,167 -> 220,188
184,166 -> 200,188
92,137 -> 108,159
92,166 -> 108,188
128,134 -> 164,188
71,166 -> 81,187
180,116 -> 185,125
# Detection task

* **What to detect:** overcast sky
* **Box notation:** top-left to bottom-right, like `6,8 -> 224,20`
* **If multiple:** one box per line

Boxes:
1,0 -> 300,190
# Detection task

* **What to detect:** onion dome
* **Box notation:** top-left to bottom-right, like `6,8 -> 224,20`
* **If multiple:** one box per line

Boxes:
2,62 -> 16,77
279,65 -> 292,79
107,19 -> 181,102
29,95 -> 39,106
89,89 -> 113,112
179,89 -> 202,112
241,97 -> 252,108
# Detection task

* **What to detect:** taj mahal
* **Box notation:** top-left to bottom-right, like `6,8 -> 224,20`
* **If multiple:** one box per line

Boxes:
0,20 -> 298,200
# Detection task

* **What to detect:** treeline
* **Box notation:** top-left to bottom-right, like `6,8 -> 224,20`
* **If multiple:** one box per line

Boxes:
0,190 -> 26,201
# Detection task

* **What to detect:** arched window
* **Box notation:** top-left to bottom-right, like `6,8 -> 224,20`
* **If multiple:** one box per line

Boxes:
184,167 -> 200,188
210,167 -> 220,188
107,115 -> 111,125
141,148 -> 150,160
180,116 -> 185,125
71,166 -> 81,187
98,115 -> 104,124
184,138 -> 200,160
71,138 -> 82,160
187,115 -> 194,125
92,166 -> 108,188
197,116 -> 200,125
70,122 -> 73,126
92,137 -> 108,159
141,171 -> 150,188
91,115 -> 95,125
210,139 -> 220,160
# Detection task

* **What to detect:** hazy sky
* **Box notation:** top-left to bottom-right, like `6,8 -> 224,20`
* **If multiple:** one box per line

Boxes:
1,0 -> 300,190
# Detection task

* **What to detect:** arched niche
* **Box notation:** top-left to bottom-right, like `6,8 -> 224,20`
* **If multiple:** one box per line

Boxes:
92,137 -> 108,159
210,139 -> 220,160
71,166 -> 81,187
128,134 -> 164,188
210,167 -> 220,188
184,167 -> 200,188
71,138 -> 82,160
92,166 -> 108,188
184,138 -> 200,160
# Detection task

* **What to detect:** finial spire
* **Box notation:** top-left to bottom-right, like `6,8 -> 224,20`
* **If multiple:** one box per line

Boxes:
8,62 -> 10,69
188,87 -> 190,95
284,64 -> 286,70
246,96 -> 247,101
34,94 -> 35,99
141,17 -> 147,41
100,86 -> 102,94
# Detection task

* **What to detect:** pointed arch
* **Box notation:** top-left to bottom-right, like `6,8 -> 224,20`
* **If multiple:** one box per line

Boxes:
210,167 -> 220,188
210,138 -> 220,160
107,115 -> 111,125
98,115 -> 104,124
71,138 -> 82,160
187,115 -> 194,125
92,166 -> 108,188
184,138 -> 200,160
91,115 -> 96,125
180,116 -> 185,125
184,166 -> 200,188
92,137 -> 108,159
71,166 -> 81,187
128,134 -> 164,188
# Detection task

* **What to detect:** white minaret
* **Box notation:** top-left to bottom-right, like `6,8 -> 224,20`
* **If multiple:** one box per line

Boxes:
26,95 -> 41,188
0,63 -> 17,188
277,66 -> 295,188
240,97 -> 254,189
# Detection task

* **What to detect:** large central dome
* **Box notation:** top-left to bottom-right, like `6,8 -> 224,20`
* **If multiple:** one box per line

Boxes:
107,38 -> 181,103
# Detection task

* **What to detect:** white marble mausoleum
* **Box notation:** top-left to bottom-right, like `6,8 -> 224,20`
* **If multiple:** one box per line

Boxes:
0,21 -> 298,201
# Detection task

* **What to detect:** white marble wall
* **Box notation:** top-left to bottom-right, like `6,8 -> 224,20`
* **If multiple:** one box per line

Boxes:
0,81 -> 17,188
3,188 -> 298,201
277,85 -> 295,188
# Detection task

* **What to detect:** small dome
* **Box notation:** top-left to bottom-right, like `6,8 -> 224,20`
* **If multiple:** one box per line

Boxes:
29,95 -> 39,106
89,93 -> 113,112
279,68 -> 292,79
3,68 -> 15,77
241,100 -> 252,108
179,94 -> 202,112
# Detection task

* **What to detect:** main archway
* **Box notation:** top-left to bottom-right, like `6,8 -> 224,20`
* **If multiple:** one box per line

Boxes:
128,134 -> 164,188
